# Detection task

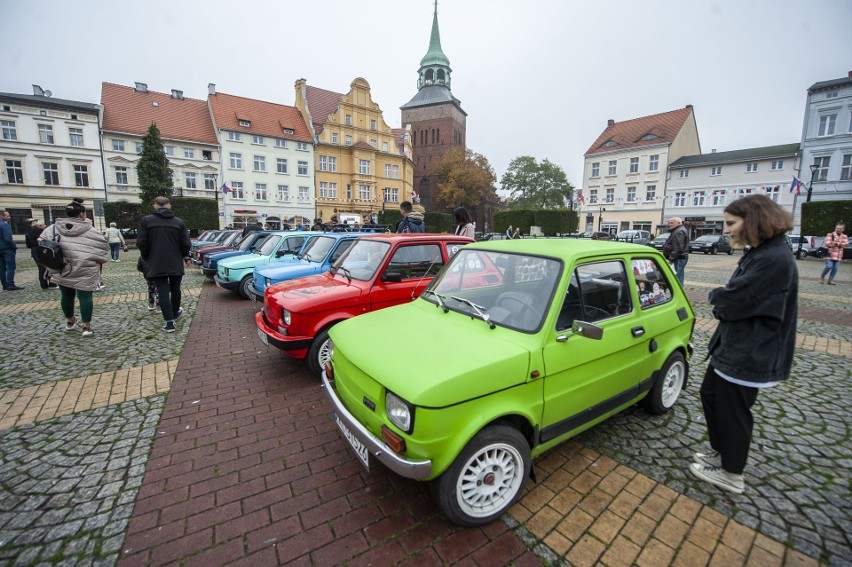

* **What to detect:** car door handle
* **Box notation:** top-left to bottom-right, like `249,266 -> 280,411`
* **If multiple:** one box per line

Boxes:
631,326 -> 645,337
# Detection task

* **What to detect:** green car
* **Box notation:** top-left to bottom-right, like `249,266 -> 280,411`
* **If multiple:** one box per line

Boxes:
323,239 -> 695,526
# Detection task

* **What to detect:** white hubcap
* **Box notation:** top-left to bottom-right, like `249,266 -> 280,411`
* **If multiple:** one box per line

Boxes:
661,361 -> 685,407
455,443 -> 524,518
317,338 -> 332,369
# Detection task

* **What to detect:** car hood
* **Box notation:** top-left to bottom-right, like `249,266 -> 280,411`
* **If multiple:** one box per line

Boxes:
270,273 -> 363,313
330,301 -> 531,408
255,258 -> 323,281
208,249 -> 246,261
219,253 -> 276,270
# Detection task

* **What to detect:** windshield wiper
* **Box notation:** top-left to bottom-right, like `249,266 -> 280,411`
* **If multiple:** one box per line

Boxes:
422,290 -> 448,312
450,296 -> 495,328
337,266 -> 353,283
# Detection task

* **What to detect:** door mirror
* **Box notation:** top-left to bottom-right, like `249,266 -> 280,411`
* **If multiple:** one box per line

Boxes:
572,320 -> 604,340
381,271 -> 403,283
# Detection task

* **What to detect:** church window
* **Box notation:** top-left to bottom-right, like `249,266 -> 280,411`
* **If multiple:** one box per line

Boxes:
437,69 -> 446,82
425,69 -> 434,82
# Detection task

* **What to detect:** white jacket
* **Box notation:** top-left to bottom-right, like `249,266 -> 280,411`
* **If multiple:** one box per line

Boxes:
40,218 -> 109,291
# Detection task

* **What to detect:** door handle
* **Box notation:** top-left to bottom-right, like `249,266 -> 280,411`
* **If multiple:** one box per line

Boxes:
631,326 -> 645,337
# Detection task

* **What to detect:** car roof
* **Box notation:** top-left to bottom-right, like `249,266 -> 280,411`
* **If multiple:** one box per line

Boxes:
309,231 -> 378,240
470,238 -> 660,259
354,234 -> 475,243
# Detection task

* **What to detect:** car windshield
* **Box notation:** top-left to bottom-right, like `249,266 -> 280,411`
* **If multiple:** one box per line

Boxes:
616,231 -> 637,239
238,233 -> 263,251
257,235 -> 282,256
334,240 -> 391,281
425,249 -> 562,333
300,236 -> 336,263
694,235 -> 718,243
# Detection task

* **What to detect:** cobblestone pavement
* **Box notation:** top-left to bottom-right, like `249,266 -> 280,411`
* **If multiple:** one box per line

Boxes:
0,249 -> 848,566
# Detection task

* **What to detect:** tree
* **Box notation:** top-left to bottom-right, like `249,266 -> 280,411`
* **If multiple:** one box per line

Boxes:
434,147 -> 496,210
137,123 -> 173,205
501,156 -> 575,210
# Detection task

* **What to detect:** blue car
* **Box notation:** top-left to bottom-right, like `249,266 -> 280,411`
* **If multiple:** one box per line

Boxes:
249,232 -> 369,301
201,231 -> 272,278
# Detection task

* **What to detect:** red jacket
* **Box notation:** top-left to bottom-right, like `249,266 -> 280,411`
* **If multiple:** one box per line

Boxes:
824,231 -> 849,261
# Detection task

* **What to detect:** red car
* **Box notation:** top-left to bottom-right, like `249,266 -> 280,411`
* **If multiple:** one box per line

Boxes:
256,234 -> 472,375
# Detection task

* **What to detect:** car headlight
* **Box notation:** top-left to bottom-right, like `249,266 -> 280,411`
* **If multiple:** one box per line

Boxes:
265,277 -> 272,287
224,268 -> 229,277
386,391 -> 414,433
281,308 -> 291,325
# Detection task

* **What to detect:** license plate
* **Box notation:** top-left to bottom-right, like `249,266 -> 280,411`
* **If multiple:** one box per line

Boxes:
257,328 -> 269,346
333,412 -> 369,470
215,280 -> 223,289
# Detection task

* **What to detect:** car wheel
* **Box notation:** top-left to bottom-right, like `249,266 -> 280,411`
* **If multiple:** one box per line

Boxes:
431,424 -> 530,527
238,276 -> 254,300
307,327 -> 333,377
642,351 -> 687,415
710,246 -> 718,255
727,248 -> 733,255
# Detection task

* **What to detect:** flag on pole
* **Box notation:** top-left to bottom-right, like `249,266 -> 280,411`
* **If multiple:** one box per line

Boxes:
221,183 -> 231,194
577,191 -> 585,204
790,177 -> 803,195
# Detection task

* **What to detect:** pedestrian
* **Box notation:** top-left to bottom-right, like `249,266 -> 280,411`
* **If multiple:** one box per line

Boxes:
311,218 -> 324,231
662,217 -> 690,284
0,209 -> 23,291
689,194 -> 797,494
396,201 -> 425,233
506,224 -> 513,239
137,196 -> 192,333
513,227 -> 521,239
819,222 -> 848,285
39,199 -> 109,336
453,207 -> 475,238
25,219 -> 57,290
103,222 -> 127,262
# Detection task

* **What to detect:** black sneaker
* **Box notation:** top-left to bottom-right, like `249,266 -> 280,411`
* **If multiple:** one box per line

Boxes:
174,307 -> 185,319
163,321 -> 176,333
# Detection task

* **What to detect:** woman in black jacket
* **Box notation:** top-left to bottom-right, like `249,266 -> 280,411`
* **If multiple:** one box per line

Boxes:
690,194 -> 797,494
25,220 -> 57,289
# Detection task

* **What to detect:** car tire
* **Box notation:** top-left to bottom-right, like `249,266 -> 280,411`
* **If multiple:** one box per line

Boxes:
307,327 -> 333,377
710,246 -> 717,255
238,276 -> 254,300
642,351 -> 687,415
430,424 -> 530,527
727,248 -> 733,255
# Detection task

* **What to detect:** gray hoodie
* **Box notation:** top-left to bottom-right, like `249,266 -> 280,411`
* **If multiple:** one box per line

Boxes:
40,218 -> 109,290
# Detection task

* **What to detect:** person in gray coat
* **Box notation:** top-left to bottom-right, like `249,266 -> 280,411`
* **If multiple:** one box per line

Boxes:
39,199 -> 109,336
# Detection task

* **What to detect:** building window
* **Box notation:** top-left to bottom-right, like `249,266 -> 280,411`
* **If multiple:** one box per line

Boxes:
184,148 -> 194,159
345,114 -> 352,126
674,192 -> 686,207
165,146 -> 174,157
385,164 -> 391,178
276,158 -> 288,174
818,114 -> 837,136
826,91 -> 838,99
710,166 -> 722,176
253,155 -> 266,172
5,160 -> 23,184
114,166 -> 128,185
319,156 -> 327,171
383,187 -> 399,203
626,186 -> 636,202
645,185 -> 656,201
370,139 -> 377,149
42,163 -> 59,185
0,120 -> 16,141
359,160 -> 370,175
328,157 -> 337,172
765,186 -> 780,202
589,190 -> 598,204
228,131 -> 241,141
69,128 -> 84,147
136,142 -> 143,154
358,185 -> 371,201
229,152 -> 242,169
252,135 -> 264,145
841,154 -> 852,181
608,160 -> 617,175
239,120 -> 251,127
712,190 -> 726,206
370,119 -> 377,131
204,174 -> 216,190
202,150 -> 212,160
297,161 -> 308,175
345,135 -> 352,146
382,141 -> 388,152
591,162 -> 600,178
275,138 -> 286,148
746,163 -> 758,173
38,124 -> 55,144
255,183 -> 267,200
331,133 -> 338,144
111,139 -> 125,152
692,191 -> 705,206
277,185 -> 290,201
299,186 -> 310,202
346,184 -> 352,200
72,165 -> 88,187
185,172 -> 196,189
392,165 -> 399,179
629,157 -> 639,173
813,156 -> 830,181
296,142 -> 308,151
605,188 -> 614,203
319,182 -> 337,199
648,154 -> 659,172
737,187 -> 753,198
231,181 -> 244,199
678,169 -> 688,179
770,160 -> 783,170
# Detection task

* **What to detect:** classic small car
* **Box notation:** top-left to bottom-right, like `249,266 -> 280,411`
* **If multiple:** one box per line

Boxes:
689,234 -> 733,255
190,230 -> 241,264
256,234 -> 472,375
323,239 -> 695,526
200,232 -> 272,278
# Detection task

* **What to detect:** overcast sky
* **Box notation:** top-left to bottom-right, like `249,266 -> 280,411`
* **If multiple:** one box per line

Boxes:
2,0 -> 851,191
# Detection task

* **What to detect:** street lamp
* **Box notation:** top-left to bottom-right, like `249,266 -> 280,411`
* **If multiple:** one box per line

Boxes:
796,163 -> 819,259
598,206 -> 606,232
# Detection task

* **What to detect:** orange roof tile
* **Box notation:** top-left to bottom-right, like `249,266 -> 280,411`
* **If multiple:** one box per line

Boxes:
585,106 -> 694,156
208,92 -> 313,143
101,82 -> 218,145
304,85 -> 344,136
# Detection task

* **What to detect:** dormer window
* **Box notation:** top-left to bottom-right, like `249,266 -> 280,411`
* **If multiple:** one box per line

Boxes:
602,140 -> 617,148
282,128 -> 295,135
639,133 -> 660,142
239,119 -> 251,127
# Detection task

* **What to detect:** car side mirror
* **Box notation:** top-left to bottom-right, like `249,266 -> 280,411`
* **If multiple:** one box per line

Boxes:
557,320 -> 604,342
276,250 -> 294,257
381,271 -> 403,283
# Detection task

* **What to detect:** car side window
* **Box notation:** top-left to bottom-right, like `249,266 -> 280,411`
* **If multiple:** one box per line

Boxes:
631,258 -> 673,309
557,260 -> 631,330
285,236 -> 306,252
385,244 -> 444,280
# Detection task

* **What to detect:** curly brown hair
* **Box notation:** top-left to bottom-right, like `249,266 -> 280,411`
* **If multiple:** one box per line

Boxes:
724,194 -> 793,247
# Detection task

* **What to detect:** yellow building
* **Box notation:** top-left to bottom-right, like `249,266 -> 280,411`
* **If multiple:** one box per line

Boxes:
294,78 -> 413,224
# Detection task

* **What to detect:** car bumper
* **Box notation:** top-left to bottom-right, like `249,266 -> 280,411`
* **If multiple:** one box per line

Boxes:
248,286 -> 264,302
214,275 -> 240,291
321,370 -> 432,479
201,267 -> 217,277
253,311 -> 312,354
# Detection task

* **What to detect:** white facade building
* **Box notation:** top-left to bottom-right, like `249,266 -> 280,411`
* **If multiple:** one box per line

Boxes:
667,144 -> 800,235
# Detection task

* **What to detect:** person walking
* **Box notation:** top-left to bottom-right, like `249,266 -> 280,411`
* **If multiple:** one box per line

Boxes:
820,223 -> 848,285
25,219 -> 57,289
452,208 -> 475,239
137,196 -> 192,333
39,199 -> 109,336
689,194 -> 797,494
0,209 -> 23,291
396,201 -> 425,233
662,217 -> 690,284
104,222 -> 127,262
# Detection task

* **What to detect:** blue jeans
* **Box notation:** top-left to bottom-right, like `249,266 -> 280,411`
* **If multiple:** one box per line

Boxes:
822,259 -> 840,281
109,242 -> 121,260
0,249 -> 16,288
673,256 -> 688,285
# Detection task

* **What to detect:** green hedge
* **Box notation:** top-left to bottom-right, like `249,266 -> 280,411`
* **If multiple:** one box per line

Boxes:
104,197 -> 218,231
493,209 -> 580,235
802,200 -> 852,235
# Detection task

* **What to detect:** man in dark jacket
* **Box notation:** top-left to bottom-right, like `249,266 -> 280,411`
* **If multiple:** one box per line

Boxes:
137,197 -> 192,333
396,201 -> 425,233
662,217 -> 689,284
0,209 -> 23,290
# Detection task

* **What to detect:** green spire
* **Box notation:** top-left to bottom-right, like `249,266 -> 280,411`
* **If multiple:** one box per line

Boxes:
419,1 -> 450,68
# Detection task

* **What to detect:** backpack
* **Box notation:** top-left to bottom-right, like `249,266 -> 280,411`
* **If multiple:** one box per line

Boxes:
35,229 -> 67,272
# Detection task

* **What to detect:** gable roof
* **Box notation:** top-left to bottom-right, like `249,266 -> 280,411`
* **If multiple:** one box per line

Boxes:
669,143 -> 800,169
304,85 -> 344,136
100,82 -> 218,145
208,92 -> 312,143
585,106 -> 694,156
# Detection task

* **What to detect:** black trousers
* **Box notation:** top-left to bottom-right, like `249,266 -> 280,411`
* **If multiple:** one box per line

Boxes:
32,254 -> 49,288
151,275 -> 182,321
700,364 -> 759,474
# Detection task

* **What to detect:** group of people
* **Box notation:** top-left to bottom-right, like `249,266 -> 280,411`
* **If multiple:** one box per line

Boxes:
505,225 -> 522,239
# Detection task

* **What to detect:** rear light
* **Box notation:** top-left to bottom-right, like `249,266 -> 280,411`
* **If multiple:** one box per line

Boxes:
381,425 -> 406,454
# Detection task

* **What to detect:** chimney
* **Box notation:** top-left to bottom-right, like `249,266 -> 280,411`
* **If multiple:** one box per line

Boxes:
208,83 -> 216,95
711,149 -> 716,153
134,82 -> 148,93
607,119 -> 615,128
686,104 -> 693,109
32,84 -> 44,96
171,89 -> 184,100
848,70 -> 852,77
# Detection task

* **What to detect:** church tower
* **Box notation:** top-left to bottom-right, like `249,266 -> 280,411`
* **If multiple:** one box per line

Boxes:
401,2 -> 467,211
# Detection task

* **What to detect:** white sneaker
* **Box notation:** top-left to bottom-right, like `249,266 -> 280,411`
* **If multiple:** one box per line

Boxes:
693,451 -> 722,467
688,463 -> 745,494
